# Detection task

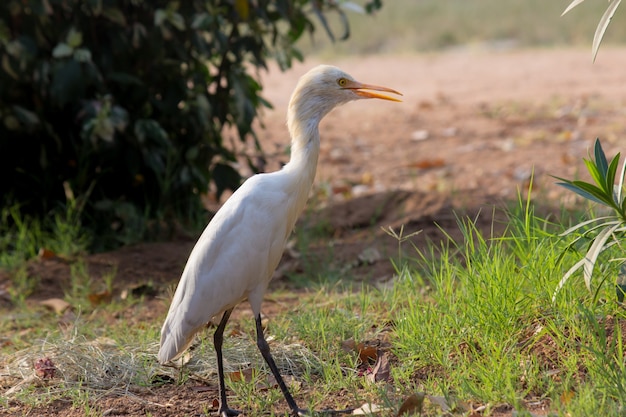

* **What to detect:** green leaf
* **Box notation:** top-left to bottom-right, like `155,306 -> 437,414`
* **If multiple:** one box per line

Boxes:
12,105 -> 40,128
106,72 -> 143,86
66,27 -> 83,48
50,60 -> 83,107
604,151 -> 620,198
134,119 -> 169,145
365,0 -> 383,14
168,12 -> 186,31
191,13 -> 213,30
73,48 -> 92,62
212,163 -> 241,200
1,55 -> 19,79
583,158 -> 605,190
52,43 -> 73,58
102,7 -> 127,26
555,180 -> 611,207
593,138 -> 609,178
155,9 -> 167,26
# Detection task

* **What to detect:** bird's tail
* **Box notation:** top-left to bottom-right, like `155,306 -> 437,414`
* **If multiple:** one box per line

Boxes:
157,318 -> 199,364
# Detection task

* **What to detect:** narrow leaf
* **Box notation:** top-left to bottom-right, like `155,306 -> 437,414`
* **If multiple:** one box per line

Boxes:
311,3 -> 335,42
583,158 -> 605,189
593,0 -> 622,62
593,138 -> 609,178
340,2 -> 365,14
553,257 -> 587,302
582,223 -> 621,289
52,43 -> 73,58
559,216 -> 619,236
616,155 -> 626,205
604,152 -> 620,198
562,0 -> 587,16
556,181 -> 612,206
560,217 -> 618,236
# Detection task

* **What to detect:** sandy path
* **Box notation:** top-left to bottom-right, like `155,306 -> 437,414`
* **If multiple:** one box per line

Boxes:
249,48 -> 626,205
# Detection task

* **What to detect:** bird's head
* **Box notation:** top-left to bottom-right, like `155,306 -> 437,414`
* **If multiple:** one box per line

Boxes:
288,65 -> 402,124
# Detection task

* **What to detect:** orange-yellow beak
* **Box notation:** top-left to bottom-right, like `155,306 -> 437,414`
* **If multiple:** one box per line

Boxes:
343,80 -> 403,102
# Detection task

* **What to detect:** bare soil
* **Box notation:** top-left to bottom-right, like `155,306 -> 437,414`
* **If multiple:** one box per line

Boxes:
4,48 -> 626,416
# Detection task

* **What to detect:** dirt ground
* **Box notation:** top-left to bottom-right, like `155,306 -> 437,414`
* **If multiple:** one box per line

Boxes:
4,48 -> 626,416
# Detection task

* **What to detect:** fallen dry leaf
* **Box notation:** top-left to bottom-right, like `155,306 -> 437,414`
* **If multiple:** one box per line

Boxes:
227,368 -> 254,383
560,389 -> 575,405
38,248 -> 56,259
332,184 -> 351,195
426,395 -> 451,412
88,290 -> 112,306
396,392 -> 425,416
120,283 -> 157,300
341,338 -> 357,352
426,394 -> 469,413
408,158 -> 446,169
264,374 -> 300,391
190,385 -> 213,393
357,247 -> 382,265
351,403 -> 389,415
169,351 -> 192,367
366,350 -> 391,383
357,343 -> 378,364
40,298 -> 71,314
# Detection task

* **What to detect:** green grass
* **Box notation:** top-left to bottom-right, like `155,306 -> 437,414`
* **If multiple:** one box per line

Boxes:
3,195 -> 626,415
299,0 -> 626,56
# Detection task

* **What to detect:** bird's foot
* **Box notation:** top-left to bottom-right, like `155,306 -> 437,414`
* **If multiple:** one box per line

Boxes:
219,407 -> 241,417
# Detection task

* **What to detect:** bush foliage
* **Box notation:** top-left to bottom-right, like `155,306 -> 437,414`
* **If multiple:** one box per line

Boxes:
0,0 -> 381,249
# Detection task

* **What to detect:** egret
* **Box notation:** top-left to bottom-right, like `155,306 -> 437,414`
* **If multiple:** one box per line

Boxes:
158,65 -> 401,417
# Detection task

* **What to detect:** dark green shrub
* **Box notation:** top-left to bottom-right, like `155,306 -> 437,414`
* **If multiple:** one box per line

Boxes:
0,0 -> 381,249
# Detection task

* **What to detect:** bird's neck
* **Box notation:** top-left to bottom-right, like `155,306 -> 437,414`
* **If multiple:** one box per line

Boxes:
285,89 -> 335,172
281,100 -> 326,214
284,118 -> 320,193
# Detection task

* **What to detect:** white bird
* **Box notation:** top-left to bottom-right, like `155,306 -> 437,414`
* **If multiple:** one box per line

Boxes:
158,65 -> 401,417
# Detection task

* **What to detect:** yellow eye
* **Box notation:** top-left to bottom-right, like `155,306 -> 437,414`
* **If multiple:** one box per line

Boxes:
338,78 -> 347,87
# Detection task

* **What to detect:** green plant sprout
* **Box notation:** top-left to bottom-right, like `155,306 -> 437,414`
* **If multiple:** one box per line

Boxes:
553,138 -> 626,301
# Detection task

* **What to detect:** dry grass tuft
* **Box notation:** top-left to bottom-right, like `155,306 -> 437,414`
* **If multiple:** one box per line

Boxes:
1,332 -> 320,399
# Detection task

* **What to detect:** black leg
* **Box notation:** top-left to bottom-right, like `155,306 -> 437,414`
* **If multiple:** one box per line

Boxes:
255,314 -> 308,417
214,309 -> 240,417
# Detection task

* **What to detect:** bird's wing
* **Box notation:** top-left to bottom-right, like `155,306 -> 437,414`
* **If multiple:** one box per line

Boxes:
158,174 -> 293,363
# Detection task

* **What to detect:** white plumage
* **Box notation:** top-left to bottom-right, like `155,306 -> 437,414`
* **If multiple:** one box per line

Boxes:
158,65 -> 401,417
